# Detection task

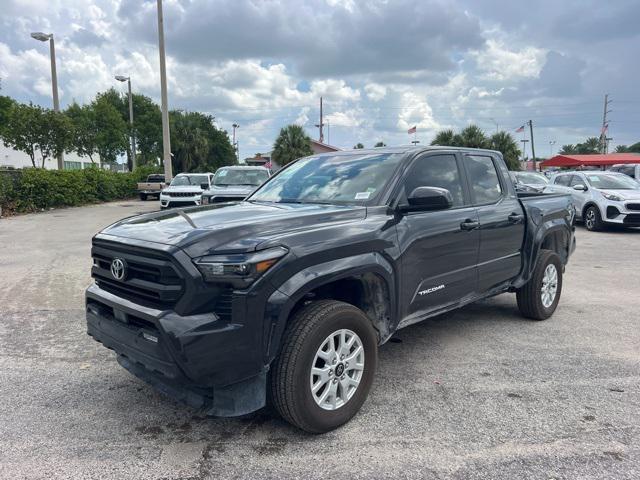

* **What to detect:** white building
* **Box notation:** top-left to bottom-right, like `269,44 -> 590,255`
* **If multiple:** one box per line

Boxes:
0,143 -> 100,170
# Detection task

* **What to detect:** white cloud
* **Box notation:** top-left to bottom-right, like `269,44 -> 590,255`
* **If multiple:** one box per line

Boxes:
473,39 -> 546,81
365,83 -> 387,102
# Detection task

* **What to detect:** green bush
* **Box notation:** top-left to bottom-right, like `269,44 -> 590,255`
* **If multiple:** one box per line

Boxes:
0,165 -> 162,215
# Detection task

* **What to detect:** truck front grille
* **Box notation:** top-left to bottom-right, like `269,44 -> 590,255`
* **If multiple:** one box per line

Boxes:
210,196 -> 243,203
91,240 -> 184,309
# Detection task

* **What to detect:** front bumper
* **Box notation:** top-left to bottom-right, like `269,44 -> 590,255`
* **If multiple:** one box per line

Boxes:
601,201 -> 640,226
160,194 -> 201,209
86,283 -> 267,416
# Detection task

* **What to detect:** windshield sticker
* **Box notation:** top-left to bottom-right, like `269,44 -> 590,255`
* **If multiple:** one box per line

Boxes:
355,192 -> 372,200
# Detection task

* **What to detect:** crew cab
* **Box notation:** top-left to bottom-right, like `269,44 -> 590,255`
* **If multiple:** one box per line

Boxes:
159,172 -> 214,209
546,170 -> 640,230
202,166 -> 270,204
86,147 -> 575,433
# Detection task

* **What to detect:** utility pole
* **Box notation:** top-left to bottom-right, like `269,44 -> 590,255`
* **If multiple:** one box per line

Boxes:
232,123 -> 239,161
527,120 -> 537,171
315,97 -> 324,143
521,139 -> 529,162
599,94 -> 612,154
115,76 -> 136,170
156,0 -> 173,180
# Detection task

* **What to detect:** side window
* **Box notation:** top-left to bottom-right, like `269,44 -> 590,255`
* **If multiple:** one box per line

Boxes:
569,175 -> 584,187
464,155 -> 503,204
554,175 -> 572,186
624,166 -> 636,178
404,154 -> 465,207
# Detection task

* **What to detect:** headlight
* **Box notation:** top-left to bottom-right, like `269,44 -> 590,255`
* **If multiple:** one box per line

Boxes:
602,192 -> 622,201
194,246 -> 288,286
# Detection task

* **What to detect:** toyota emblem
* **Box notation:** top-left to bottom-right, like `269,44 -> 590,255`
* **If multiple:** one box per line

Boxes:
110,258 -> 127,281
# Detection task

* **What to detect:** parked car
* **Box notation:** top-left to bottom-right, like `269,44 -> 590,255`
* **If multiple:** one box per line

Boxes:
546,171 -> 640,230
86,147 -> 575,433
201,166 -> 270,204
137,174 -> 166,201
159,172 -> 214,209
511,171 -> 549,193
609,164 -> 640,182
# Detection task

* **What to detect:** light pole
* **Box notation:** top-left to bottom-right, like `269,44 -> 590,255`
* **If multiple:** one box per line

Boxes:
232,123 -> 239,161
31,31 -> 64,170
489,117 -> 499,134
156,0 -> 173,180
115,75 -> 136,170
548,140 -> 556,158
521,139 -> 529,162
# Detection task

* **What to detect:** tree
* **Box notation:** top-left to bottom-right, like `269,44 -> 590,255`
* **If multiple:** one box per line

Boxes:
272,124 -> 313,166
374,141 -> 386,147
616,145 -> 629,153
354,142 -> 364,149
559,144 -> 578,155
430,129 -> 458,146
91,93 -> 129,164
0,95 -> 15,137
66,102 -> 99,163
489,131 -> 521,170
458,124 -> 488,149
577,137 -> 600,154
1,102 -> 71,168
132,93 -> 163,167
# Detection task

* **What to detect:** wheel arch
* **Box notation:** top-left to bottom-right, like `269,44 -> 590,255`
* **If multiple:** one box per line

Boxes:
264,253 -> 396,364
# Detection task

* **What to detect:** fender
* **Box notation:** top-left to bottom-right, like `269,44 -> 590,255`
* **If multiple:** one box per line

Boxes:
262,252 -> 396,365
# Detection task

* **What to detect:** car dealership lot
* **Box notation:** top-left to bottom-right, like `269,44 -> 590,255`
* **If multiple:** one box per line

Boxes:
1,201 -> 639,479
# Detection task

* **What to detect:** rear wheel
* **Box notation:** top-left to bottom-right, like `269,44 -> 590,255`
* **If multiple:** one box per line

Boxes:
584,205 -> 604,231
139,193 -> 147,201
517,249 -> 563,320
270,300 -> 378,433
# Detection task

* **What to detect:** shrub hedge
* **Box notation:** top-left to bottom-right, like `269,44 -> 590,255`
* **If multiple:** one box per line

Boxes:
0,165 -> 161,215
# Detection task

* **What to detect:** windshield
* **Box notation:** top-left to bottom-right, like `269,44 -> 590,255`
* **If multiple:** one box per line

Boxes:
170,175 -> 209,187
214,169 -> 269,186
515,172 -> 548,185
584,174 -> 640,190
249,153 -> 403,204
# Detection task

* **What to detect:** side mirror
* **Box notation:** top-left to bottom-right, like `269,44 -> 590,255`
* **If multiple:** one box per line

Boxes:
400,186 -> 453,212
573,184 -> 587,191
200,183 -> 210,190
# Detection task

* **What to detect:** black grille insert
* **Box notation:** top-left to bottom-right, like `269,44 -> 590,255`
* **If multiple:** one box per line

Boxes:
626,203 -> 640,211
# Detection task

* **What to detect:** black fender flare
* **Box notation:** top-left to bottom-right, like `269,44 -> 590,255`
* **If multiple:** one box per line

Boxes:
262,252 -> 396,365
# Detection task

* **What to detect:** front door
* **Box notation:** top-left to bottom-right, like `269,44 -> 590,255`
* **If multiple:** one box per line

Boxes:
396,152 -> 480,324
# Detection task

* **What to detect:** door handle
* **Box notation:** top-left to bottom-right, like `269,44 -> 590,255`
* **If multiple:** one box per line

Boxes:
460,219 -> 479,231
508,212 -> 524,224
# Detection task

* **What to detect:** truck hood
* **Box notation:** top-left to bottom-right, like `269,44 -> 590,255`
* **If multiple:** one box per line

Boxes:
99,201 -> 367,256
598,189 -> 640,200
204,185 -> 257,197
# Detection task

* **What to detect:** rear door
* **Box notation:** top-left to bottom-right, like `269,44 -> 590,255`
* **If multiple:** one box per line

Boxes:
462,154 -> 525,291
396,152 -> 480,321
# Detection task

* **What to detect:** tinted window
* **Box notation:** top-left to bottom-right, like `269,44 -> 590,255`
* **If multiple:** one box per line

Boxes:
404,154 -> 465,207
554,175 -> 572,186
465,155 -> 502,204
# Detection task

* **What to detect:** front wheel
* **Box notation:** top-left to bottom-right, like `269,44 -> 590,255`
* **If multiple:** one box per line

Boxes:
270,300 -> 378,433
139,193 -> 147,201
517,249 -> 563,320
584,205 -> 604,231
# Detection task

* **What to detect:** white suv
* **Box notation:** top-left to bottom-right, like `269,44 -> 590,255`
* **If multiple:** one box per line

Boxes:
547,171 -> 640,230
159,173 -> 214,209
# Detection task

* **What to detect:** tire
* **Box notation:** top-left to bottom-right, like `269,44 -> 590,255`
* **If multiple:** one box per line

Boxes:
517,249 -> 563,320
270,300 -> 378,433
139,193 -> 147,201
584,205 -> 604,231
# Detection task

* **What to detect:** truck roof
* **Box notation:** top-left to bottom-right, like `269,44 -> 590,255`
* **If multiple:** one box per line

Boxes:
310,145 -> 503,157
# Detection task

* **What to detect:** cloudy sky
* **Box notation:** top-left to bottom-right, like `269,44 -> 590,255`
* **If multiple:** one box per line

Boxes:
1,0 -> 639,160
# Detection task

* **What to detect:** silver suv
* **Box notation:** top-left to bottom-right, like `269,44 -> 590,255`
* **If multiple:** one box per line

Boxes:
546,171 -> 640,230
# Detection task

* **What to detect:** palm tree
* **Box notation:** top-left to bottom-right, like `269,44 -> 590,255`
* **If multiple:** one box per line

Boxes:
489,131 -> 521,170
430,129 -> 457,146
458,124 -> 488,149
576,137 -> 600,154
354,142 -> 364,149
374,141 -> 386,147
559,144 -> 578,155
272,124 -> 313,166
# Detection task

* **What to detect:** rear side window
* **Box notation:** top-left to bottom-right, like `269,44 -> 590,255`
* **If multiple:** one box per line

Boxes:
464,155 -> 503,204
404,154 -> 465,207
554,175 -> 572,186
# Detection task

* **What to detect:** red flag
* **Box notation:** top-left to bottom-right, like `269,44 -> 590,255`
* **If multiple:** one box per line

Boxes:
601,123 -> 608,134
407,126 -> 417,134
264,160 -> 272,170
515,125 -> 525,133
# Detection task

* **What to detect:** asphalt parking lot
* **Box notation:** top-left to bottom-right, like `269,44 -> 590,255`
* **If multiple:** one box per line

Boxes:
1,200 -> 639,479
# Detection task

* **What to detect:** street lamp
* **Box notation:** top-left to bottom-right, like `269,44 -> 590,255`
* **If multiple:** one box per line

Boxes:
31,31 -> 63,170
156,0 -> 173,181
548,140 -> 556,158
232,123 -> 240,161
115,75 -> 136,170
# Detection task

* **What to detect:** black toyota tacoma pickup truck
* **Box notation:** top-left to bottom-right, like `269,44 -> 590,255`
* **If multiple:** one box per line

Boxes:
86,147 -> 576,433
